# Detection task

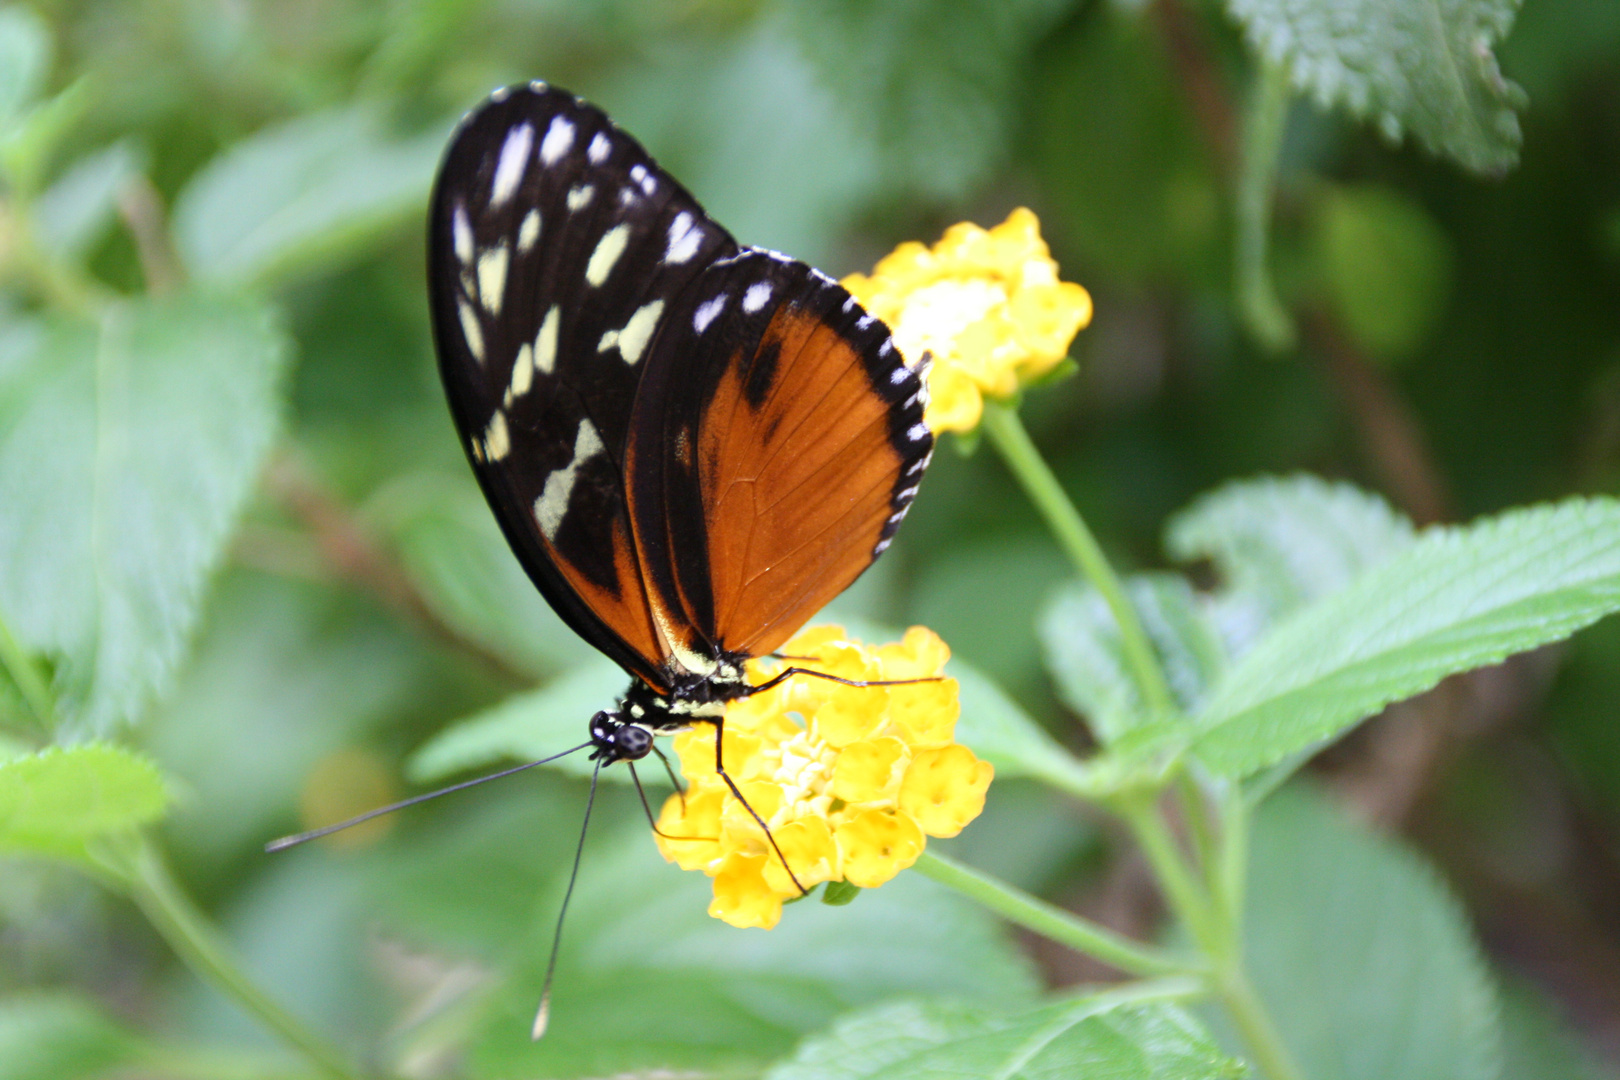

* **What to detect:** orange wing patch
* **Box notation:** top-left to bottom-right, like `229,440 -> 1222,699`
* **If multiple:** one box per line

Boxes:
699,305 -> 904,657
544,515 -> 670,690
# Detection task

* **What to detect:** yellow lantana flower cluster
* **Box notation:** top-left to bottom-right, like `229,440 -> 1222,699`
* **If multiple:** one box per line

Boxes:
843,208 -> 1093,433
655,626 -> 994,930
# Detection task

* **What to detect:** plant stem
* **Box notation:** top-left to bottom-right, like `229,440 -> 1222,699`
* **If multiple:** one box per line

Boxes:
1123,799 -> 1221,956
0,605 -> 57,729
1235,60 -> 1296,354
116,835 -> 364,1080
1215,966 -> 1305,1080
980,402 -> 1175,717
912,850 -> 1196,980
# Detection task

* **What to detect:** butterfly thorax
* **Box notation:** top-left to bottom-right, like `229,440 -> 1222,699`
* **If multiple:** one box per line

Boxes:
587,658 -> 753,765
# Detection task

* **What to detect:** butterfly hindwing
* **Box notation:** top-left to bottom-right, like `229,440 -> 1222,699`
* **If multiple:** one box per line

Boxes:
625,250 -> 934,665
427,83 -> 738,687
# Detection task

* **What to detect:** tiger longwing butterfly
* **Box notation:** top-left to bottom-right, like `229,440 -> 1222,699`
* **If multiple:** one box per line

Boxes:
422,82 -> 933,1033
427,81 -> 933,771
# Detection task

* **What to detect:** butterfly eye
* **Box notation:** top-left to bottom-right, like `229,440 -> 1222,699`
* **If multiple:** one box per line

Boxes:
614,724 -> 654,760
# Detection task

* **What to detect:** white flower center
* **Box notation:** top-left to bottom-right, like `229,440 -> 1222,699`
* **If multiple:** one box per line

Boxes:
760,728 -> 836,826
891,277 -> 1006,365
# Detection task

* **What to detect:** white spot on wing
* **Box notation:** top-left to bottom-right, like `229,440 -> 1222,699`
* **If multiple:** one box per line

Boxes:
510,343 -> 534,399
630,163 -> 657,195
485,410 -> 510,461
540,115 -> 575,165
477,242 -> 510,314
458,300 -> 484,362
693,295 -> 727,333
490,123 -> 533,206
617,299 -> 663,364
585,222 -> 630,286
879,339 -> 894,357
452,205 -> 474,265
742,281 -> 773,313
566,184 -> 595,211
890,365 -> 909,384
908,422 -> 929,442
665,212 -> 700,264
588,131 -> 611,163
535,418 -> 605,540
856,314 -> 875,330
517,209 -> 541,252
534,305 -> 560,373
874,537 -> 892,555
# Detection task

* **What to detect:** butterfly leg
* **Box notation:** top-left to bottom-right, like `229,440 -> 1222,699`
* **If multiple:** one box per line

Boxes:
702,715 -> 808,896
651,743 -> 686,812
626,760 -> 710,842
744,667 -> 944,696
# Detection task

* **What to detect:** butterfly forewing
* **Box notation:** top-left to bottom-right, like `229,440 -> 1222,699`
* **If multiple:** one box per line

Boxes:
427,83 -> 738,687
625,251 -> 933,663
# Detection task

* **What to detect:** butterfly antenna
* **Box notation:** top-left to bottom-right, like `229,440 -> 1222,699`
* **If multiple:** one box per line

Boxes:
265,743 -> 593,853
533,757 -> 601,1041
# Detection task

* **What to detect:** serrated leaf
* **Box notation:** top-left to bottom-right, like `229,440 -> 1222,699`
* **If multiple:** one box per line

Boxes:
0,992 -> 141,1080
172,104 -> 447,288
33,141 -> 143,261
1192,498 -> 1620,776
0,5 -> 50,134
768,993 -> 1244,1080
1228,0 -> 1527,174
785,0 -> 1076,201
0,297 -> 289,733
466,828 -> 1041,1078
1166,475 -> 1416,657
1234,786 -> 1500,1080
0,744 -> 170,858
1041,574 -> 1228,741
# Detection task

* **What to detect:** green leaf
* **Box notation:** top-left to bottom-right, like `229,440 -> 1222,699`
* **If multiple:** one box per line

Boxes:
0,76 -> 93,198
466,827 -> 1041,1078
1165,474 -> 1416,649
1497,978 -> 1611,1080
408,656 -> 626,784
0,744 -> 170,859
1040,574 -> 1228,741
377,472 -> 597,679
33,141 -> 143,261
172,104 -> 446,288
1235,786 -> 1500,1080
0,297 -> 289,733
767,993 -> 1244,1080
1192,498 -> 1620,776
0,992 -> 141,1080
0,5 -> 50,134
1312,183 -> 1454,363
785,0 -> 1075,202
1228,0 -> 1527,174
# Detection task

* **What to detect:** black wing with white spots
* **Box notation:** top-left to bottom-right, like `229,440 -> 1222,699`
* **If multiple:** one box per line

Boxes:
427,83 -> 737,688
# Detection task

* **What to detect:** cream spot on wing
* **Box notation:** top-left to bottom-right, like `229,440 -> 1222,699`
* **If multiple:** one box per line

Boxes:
631,163 -> 657,196
517,208 -> 541,252
452,204 -> 474,265
665,212 -> 700,264
477,242 -> 510,314
490,123 -> 533,206
534,305 -> 560,373
692,294 -> 727,333
510,342 -> 534,399
566,184 -> 595,212
458,299 -> 485,362
540,115 -> 575,165
616,299 -> 663,364
585,222 -> 630,286
535,417 -> 605,540
742,281 -> 772,313
588,131 -> 611,163
484,410 -> 510,461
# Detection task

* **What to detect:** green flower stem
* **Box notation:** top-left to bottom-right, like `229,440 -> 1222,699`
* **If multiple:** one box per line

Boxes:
115,834 -> 364,1080
0,604 -> 57,729
1215,966 -> 1306,1080
1123,799 -> 1222,956
912,849 -> 1196,980
1235,60 -> 1296,354
979,402 -> 1175,718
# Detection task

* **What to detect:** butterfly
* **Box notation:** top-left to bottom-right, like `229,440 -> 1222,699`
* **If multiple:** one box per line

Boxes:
425,81 -> 934,781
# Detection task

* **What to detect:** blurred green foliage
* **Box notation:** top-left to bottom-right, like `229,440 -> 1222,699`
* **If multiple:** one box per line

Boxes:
2,0 -> 1620,1077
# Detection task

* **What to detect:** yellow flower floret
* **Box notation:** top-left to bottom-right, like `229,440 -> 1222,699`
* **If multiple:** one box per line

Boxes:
654,626 -> 992,929
842,208 -> 1092,433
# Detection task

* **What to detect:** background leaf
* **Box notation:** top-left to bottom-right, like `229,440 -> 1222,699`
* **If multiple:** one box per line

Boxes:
0,297 -> 288,733
0,744 -> 169,860
1231,785 -> 1500,1080
767,993 -> 1244,1080
0,5 -> 50,136
1191,498 -> 1620,776
172,104 -> 446,289
32,141 -> 143,262
1227,0 -> 1527,173
0,992 -> 141,1080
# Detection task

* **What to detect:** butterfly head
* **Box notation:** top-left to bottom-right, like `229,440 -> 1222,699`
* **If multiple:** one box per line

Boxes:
588,710 -> 655,764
